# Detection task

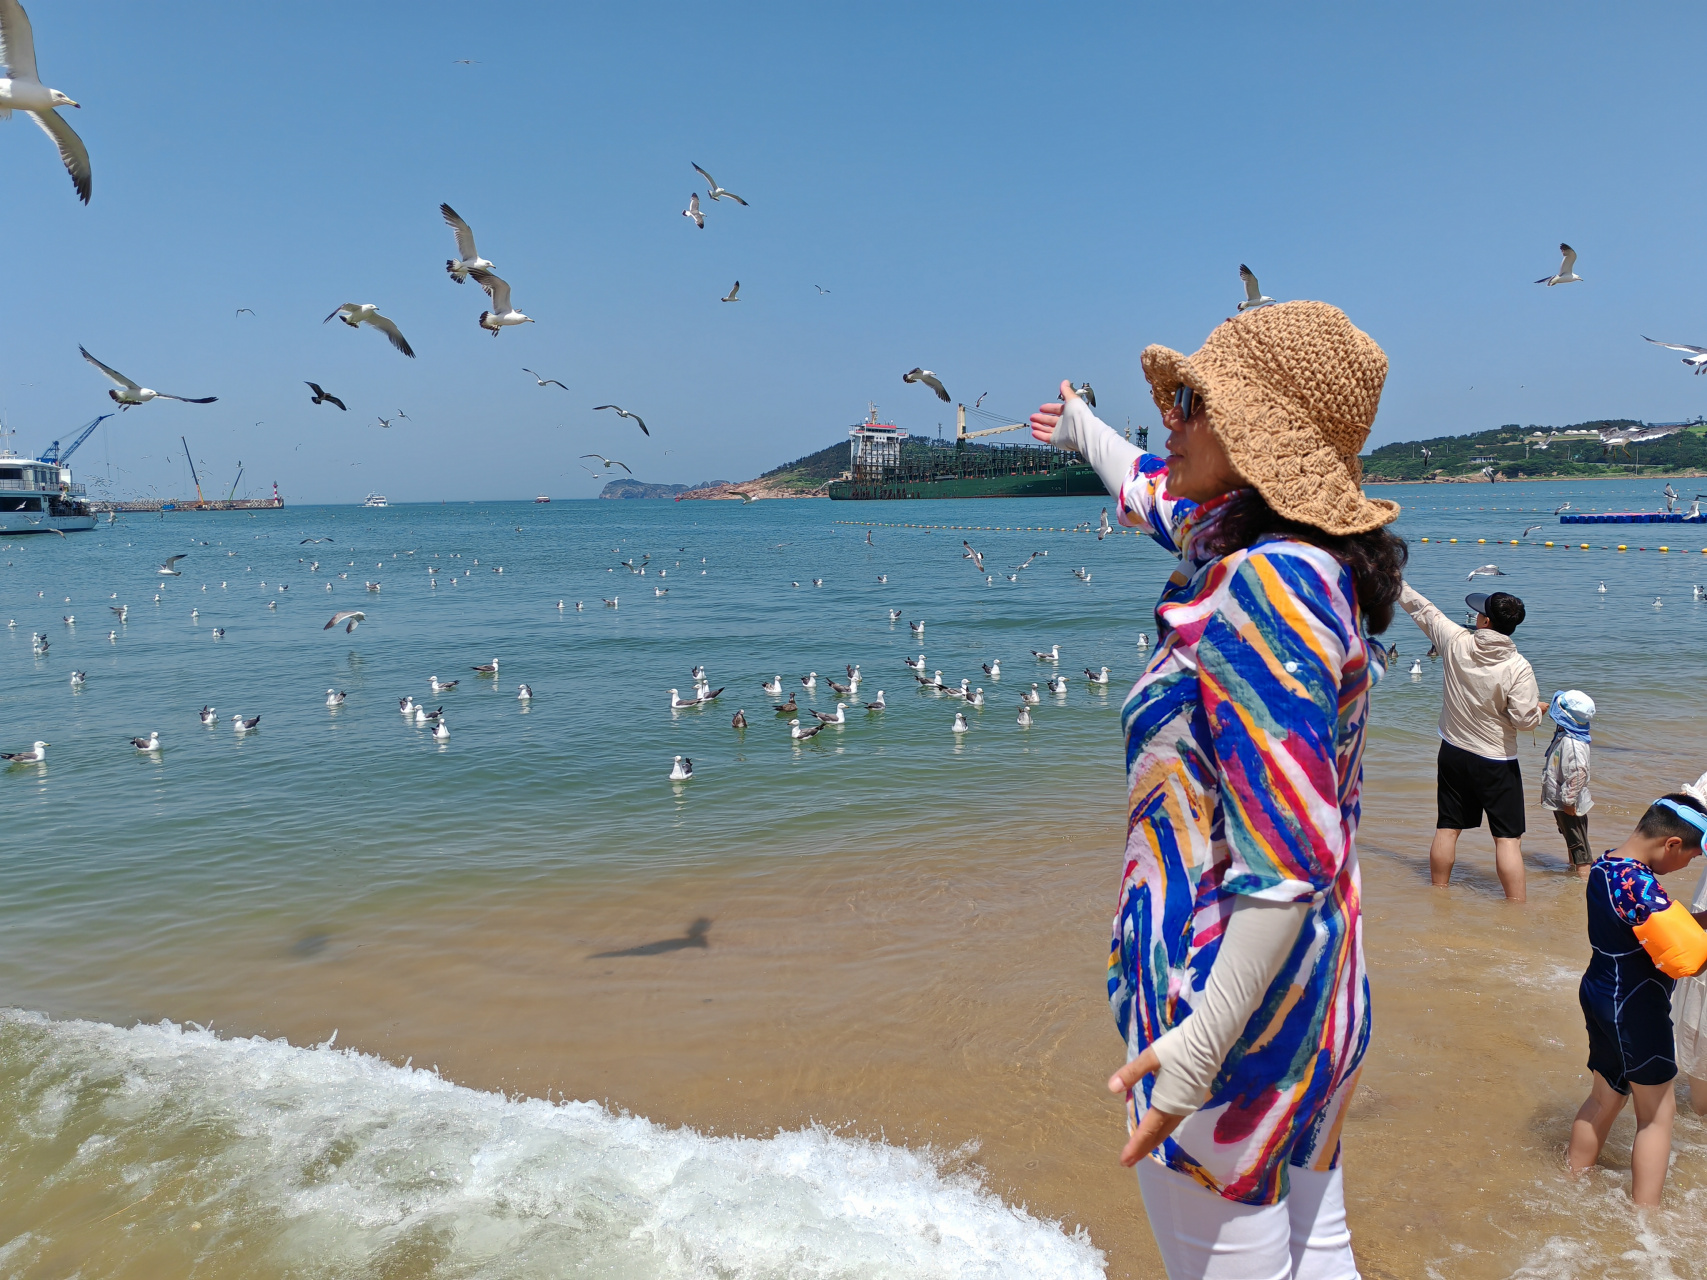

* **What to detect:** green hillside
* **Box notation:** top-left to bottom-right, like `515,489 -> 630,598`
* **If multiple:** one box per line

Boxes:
1361,419 -> 1707,481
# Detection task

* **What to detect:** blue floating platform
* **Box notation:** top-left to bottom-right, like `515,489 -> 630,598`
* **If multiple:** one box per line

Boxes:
1559,512 -> 1706,524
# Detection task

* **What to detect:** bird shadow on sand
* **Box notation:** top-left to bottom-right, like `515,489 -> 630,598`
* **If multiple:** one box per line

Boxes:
588,917 -> 711,958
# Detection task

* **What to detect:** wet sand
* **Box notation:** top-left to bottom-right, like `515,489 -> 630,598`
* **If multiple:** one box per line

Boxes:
11,715 -> 1707,1277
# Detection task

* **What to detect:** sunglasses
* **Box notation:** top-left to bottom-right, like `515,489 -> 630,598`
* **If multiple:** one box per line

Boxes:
1173,385 -> 1202,420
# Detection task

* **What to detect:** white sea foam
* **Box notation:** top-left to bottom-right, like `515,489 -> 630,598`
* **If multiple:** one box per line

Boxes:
0,1009 -> 1105,1279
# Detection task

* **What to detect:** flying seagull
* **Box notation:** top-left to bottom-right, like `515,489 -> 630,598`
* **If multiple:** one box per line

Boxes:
468,269 -> 533,335
80,348 -> 216,409
235,308 -> 254,317
903,367 -> 950,402
305,382 -> 346,410
814,284 -> 830,294
682,192 -> 704,228
592,404 -> 649,436
1520,524 -> 1546,539
1075,382 -> 1097,408
441,203 -> 492,283
580,453 -> 632,473
1238,264 -> 1275,311
962,540 -> 984,572
721,280 -> 741,302
324,610 -> 365,634
0,0 -> 87,203
522,368 -> 567,389
375,414 -> 397,428
324,304 -> 415,358
1466,564 -> 1507,580
1536,243 -> 1581,286
157,554 -> 186,576
692,162 -> 748,205
1643,336 -> 1707,374
1097,508 -> 1113,540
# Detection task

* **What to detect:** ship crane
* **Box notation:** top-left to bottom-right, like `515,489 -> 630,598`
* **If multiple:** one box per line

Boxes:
38,414 -> 115,465
955,404 -> 1026,443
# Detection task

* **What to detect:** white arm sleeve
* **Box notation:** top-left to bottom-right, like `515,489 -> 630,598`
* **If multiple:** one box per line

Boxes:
1146,897 -> 1311,1116
1051,398 -> 1141,499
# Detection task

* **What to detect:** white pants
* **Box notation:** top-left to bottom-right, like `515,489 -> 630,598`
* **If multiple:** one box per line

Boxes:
1136,1158 -> 1359,1280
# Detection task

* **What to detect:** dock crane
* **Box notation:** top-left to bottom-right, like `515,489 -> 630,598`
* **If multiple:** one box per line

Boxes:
954,403 -> 1026,444
38,414 -> 115,465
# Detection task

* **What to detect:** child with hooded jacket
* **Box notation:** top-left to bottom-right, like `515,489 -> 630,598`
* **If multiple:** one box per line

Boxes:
1540,690 -> 1594,880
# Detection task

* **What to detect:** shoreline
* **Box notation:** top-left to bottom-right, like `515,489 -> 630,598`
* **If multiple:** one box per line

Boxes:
1365,468 -> 1707,485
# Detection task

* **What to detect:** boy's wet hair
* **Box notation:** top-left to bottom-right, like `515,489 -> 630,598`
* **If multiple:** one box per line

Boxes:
1636,793 -> 1707,849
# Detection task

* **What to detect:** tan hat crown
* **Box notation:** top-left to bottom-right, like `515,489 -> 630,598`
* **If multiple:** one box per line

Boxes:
1141,300 -> 1398,536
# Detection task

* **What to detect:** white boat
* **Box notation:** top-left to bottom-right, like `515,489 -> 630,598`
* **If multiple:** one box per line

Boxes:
363,493 -> 388,508
0,446 -> 97,534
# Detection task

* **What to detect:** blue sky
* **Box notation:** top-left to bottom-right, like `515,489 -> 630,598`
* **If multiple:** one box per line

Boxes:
3,2 -> 1703,502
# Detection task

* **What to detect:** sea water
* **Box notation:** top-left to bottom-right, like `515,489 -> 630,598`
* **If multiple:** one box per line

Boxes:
4,480 -> 1707,1277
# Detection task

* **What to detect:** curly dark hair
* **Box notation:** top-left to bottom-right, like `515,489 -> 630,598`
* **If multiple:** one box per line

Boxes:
1196,489 -> 1409,634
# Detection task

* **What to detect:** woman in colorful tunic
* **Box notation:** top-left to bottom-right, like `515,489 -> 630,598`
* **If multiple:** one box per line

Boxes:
1029,301 -> 1408,1279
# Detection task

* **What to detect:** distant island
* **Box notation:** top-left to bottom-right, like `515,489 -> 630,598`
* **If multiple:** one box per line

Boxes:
598,478 -> 730,500
1361,419 -> 1707,481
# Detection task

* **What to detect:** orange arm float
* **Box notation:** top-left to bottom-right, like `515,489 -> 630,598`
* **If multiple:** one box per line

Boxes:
1634,901 -> 1707,980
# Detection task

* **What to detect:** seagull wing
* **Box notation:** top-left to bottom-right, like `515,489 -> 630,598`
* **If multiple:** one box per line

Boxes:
1239,264 -> 1262,303
723,188 -> 749,206
441,203 -> 478,261
80,346 -> 139,392
161,554 -> 186,568
692,161 -> 716,194
30,108 -> 89,204
155,393 -> 218,404
324,610 -> 365,630
609,459 -> 632,473
1559,243 -> 1577,275
366,311 -> 415,358
469,268 -> 512,312
920,371 -> 950,402
0,0 -> 39,82
1644,337 -> 1707,356
323,304 -> 359,324
326,392 -> 346,411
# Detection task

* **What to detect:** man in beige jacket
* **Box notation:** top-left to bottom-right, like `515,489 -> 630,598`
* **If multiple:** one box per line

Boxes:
1400,582 -> 1543,901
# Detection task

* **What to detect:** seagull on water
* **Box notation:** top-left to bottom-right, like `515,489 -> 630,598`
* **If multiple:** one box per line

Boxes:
682,192 -> 704,228
789,718 -> 824,741
952,711 -> 969,734
811,703 -> 847,725
904,654 -> 926,672
670,688 -> 700,709
592,404 -> 649,436
903,368 -> 950,402
773,694 -> 799,715
1017,705 -> 1032,727
1409,659 -> 1423,677
399,697 -> 415,715
1466,564 -> 1506,580
324,610 -> 364,634
0,0 -> 89,203
1598,581 -> 1607,593
1023,683 -> 1041,704
1032,644 -> 1060,663
130,730 -> 161,752
1085,666 -> 1110,684
472,659 -> 499,675
232,714 -> 260,733
81,348 -> 216,409
518,683 -> 532,701
910,619 -> 925,635
441,203 -> 493,283
200,706 -> 217,725
1655,597 -> 1664,608
416,704 -> 443,724
865,691 -> 886,710
966,687 -> 985,707
2,741 -> 47,764
211,627 -> 224,638
801,671 -> 816,689
1536,243 -> 1581,286
1237,264 -> 1275,311
889,609 -> 903,621
666,754 -> 696,784
325,689 -> 346,707
877,574 -> 887,584
69,670 -> 84,686
1136,631 -> 1149,648
1048,674 -> 1068,694
761,676 -> 783,695
305,382 -> 346,410
324,304 -> 415,357
433,718 -> 450,741
468,268 -> 533,335
721,280 -> 741,302
692,162 -> 748,205
1072,567 -> 1092,582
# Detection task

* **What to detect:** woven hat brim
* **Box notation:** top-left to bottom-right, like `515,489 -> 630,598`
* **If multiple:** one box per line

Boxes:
1141,343 -> 1398,537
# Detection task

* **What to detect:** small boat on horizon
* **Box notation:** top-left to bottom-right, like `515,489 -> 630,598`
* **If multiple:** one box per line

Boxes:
534,494 -> 551,503
363,493 -> 388,508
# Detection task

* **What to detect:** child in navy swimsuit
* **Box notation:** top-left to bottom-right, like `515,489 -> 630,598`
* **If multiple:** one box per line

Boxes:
1568,793 -> 1707,1205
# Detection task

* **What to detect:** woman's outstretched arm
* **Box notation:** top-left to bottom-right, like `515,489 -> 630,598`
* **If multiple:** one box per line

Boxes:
1030,381 -> 1192,552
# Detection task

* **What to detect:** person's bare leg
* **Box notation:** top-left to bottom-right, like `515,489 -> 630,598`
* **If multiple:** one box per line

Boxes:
1567,1071 -> 1626,1173
1493,837 -> 1527,902
1576,863 -> 1592,881
1687,1075 -> 1707,1116
1629,1080 -> 1677,1206
1429,828 -> 1460,887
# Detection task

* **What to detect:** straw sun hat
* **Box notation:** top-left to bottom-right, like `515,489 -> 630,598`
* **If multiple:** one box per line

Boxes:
1140,300 -> 1399,536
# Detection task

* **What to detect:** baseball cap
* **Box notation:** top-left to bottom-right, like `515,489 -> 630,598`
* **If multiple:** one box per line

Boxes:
1465,590 -> 1525,634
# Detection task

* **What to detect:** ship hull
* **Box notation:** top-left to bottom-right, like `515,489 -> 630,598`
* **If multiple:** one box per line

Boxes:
0,511 -> 95,533
828,463 -> 1104,500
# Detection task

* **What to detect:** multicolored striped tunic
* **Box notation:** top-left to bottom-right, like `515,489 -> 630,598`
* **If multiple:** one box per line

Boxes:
1109,452 -> 1379,1206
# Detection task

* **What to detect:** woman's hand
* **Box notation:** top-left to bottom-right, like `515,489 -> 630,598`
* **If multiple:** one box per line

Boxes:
1108,1046 -> 1188,1167
1029,380 -> 1080,443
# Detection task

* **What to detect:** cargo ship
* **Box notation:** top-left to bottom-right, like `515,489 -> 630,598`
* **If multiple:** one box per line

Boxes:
826,404 -> 1106,501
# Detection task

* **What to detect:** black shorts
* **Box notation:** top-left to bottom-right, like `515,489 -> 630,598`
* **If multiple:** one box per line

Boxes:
1436,740 -> 1526,838
1581,976 -> 1676,1093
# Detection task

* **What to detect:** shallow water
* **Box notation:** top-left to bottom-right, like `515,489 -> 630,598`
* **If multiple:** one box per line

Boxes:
4,480 -> 1707,1277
